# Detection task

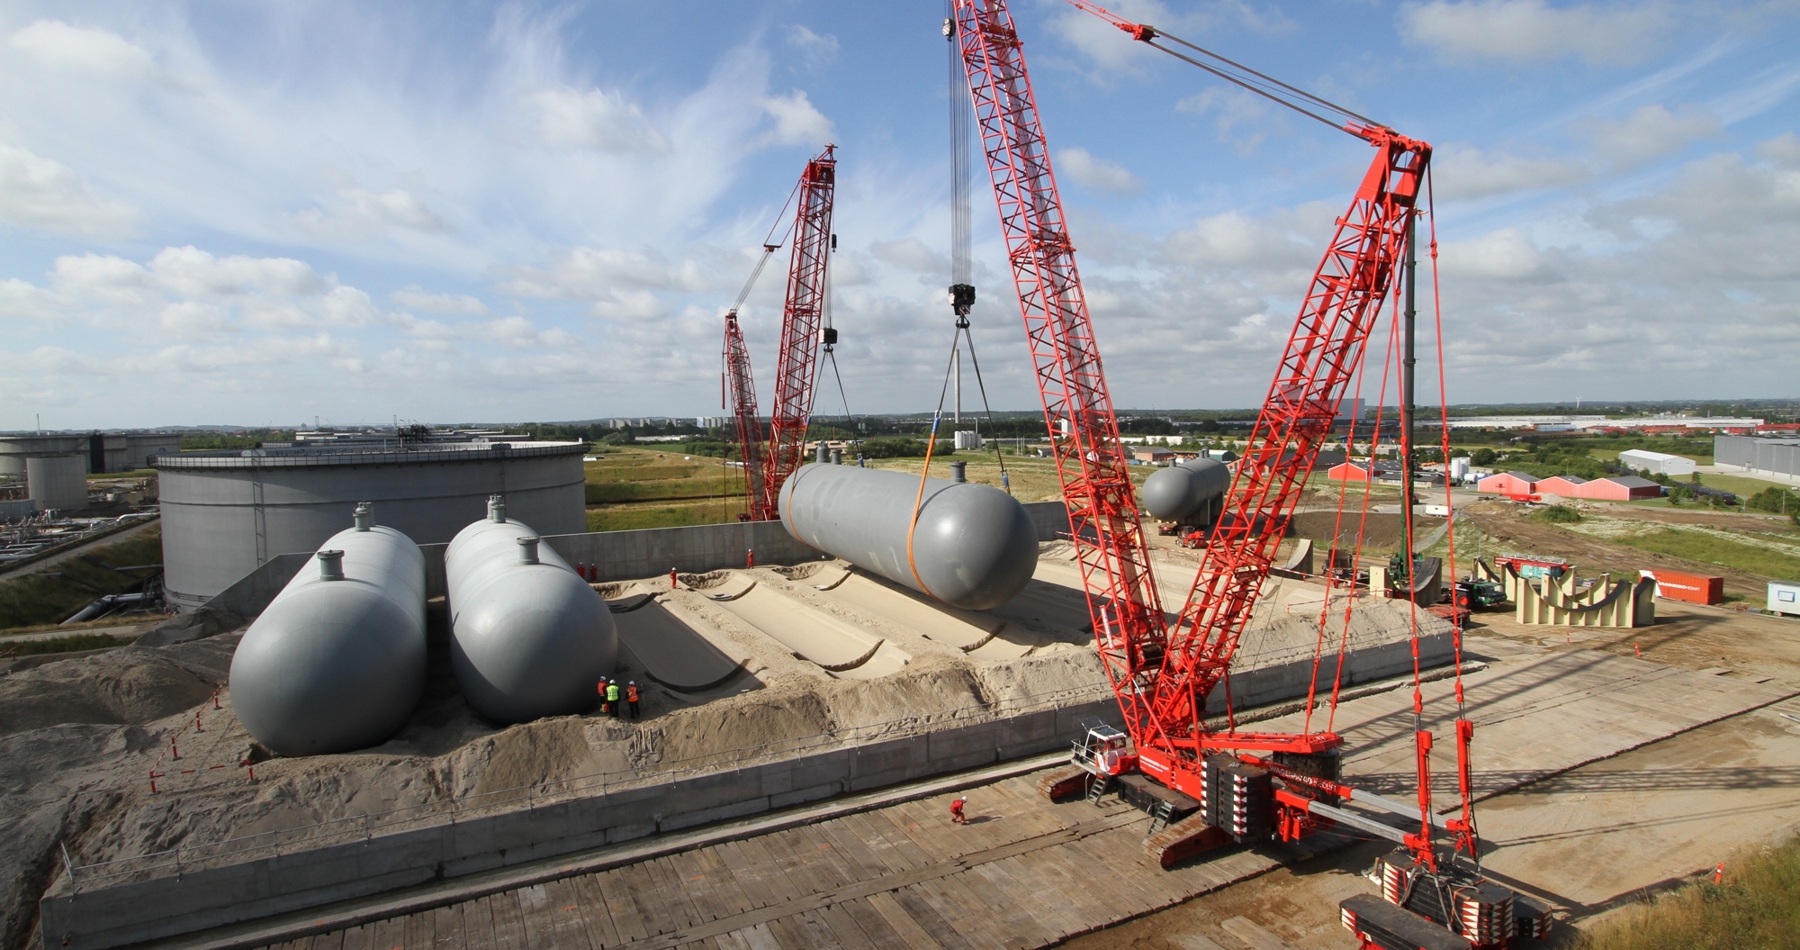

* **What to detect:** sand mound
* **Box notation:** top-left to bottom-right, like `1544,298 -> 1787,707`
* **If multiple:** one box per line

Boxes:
0,638 -> 237,737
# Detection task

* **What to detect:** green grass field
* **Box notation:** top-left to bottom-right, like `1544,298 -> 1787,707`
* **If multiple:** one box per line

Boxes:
1586,526 -> 1800,580
0,526 -> 164,630
1574,834 -> 1800,949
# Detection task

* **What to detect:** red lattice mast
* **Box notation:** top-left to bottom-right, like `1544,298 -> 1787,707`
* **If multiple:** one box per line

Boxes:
956,0 -> 1431,801
722,312 -> 764,517
760,145 -> 838,519
953,0 -> 1168,743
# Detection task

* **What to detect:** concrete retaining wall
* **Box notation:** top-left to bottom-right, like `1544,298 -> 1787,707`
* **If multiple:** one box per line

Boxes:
41,696 -> 1115,950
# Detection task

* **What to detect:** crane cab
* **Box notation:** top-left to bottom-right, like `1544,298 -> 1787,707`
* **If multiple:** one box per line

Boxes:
1073,723 -> 1135,777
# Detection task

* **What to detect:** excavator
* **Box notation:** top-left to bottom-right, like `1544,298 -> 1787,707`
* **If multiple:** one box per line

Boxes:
948,1 -> 1549,946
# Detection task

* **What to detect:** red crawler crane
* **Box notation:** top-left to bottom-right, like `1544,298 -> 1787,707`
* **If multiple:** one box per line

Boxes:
954,2 -> 1545,945
721,145 -> 838,521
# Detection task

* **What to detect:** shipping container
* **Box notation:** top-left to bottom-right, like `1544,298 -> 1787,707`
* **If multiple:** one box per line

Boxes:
1641,569 -> 1724,605
1495,555 -> 1568,580
1771,581 -> 1800,617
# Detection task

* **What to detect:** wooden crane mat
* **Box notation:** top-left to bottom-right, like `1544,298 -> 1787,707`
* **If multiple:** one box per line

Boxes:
251,649 -> 1793,950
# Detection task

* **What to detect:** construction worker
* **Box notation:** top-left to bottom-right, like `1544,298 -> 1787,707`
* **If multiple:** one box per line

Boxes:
605,679 -> 622,718
597,678 -> 610,715
627,681 -> 640,719
949,796 -> 967,825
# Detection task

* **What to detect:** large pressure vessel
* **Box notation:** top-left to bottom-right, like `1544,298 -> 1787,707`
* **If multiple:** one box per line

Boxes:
229,504 -> 427,756
1141,457 -> 1232,524
446,497 -> 616,724
778,463 -> 1038,610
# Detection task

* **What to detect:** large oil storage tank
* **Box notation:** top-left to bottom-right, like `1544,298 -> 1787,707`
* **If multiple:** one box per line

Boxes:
446,497 -> 616,724
156,436 -> 585,611
228,505 -> 427,756
25,454 -> 89,512
1141,457 -> 1231,525
779,462 -> 1037,610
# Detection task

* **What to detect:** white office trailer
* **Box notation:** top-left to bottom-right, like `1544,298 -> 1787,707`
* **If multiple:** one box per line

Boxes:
1771,581 -> 1800,617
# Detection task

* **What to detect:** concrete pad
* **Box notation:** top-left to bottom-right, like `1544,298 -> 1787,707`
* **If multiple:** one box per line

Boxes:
612,599 -> 752,692
714,583 -> 912,679
1473,695 -> 1800,912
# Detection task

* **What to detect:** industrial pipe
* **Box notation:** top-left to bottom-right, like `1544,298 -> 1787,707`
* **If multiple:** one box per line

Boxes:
778,464 -> 1037,610
445,496 -> 616,724
228,503 -> 427,756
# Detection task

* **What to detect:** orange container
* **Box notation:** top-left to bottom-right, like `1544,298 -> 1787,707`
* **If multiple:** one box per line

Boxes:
1644,569 -> 1724,605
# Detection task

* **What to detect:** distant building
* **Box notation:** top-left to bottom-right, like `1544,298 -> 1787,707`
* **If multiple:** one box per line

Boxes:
1573,476 -> 1662,501
1130,446 -> 1174,464
1716,435 -> 1800,478
1618,449 -> 1696,476
1477,472 -> 1538,496
1535,475 -> 1588,497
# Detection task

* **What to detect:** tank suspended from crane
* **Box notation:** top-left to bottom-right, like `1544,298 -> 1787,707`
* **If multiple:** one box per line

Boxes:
445,496 -> 617,724
778,463 -> 1037,610
228,503 -> 428,756
1140,457 -> 1231,525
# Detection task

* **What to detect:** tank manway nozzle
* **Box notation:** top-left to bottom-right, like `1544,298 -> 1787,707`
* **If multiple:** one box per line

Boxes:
353,503 -> 373,531
318,550 -> 346,581
950,461 -> 967,483
816,443 -> 829,464
831,448 -> 844,465
487,494 -> 506,523
517,536 -> 541,565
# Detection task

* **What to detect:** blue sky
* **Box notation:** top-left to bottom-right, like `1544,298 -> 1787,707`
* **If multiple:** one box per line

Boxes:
1,0 -> 1796,430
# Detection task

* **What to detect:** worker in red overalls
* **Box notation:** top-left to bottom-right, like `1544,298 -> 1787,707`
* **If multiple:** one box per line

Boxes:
950,796 -> 967,825
627,681 -> 641,720
598,678 -> 611,715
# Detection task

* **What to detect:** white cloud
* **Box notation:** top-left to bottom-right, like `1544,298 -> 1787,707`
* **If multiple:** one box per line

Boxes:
502,246 -> 702,297
390,286 -> 489,315
1056,148 -> 1141,195
869,238 -> 948,274
291,188 -> 450,240
759,91 -> 833,147
1760,133 -> 1800,168
7,20 -> 160,82
1438,228 -> 1558,281
1431,144 -> 1589,200
1400,1 -> 1668,66
0,144 -> 141,238
784,26 -> 838,70
1583,104 -> 1721,167
526,86 -> 669,152
1176,87 -> 1281,154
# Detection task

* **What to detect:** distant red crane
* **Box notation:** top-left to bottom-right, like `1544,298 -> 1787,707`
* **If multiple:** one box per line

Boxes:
721,145 -> 838,521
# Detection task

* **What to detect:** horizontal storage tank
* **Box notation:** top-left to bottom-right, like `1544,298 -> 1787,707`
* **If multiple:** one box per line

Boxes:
778,463 -> 1037,610
446,497 -> 617,724
228,504 -> 427,756
157,439 -> 585,611
1141,457 -> 1231,524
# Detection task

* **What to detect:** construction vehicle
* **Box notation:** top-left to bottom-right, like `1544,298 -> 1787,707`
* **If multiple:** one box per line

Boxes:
951,1 -> 1548,945
721,145 -> 839,522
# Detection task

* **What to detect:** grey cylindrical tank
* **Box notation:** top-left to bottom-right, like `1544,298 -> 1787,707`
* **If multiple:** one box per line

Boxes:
1141,457 -> 1232,523
445,497 -> 617,724
778,464 -> 1037,610
228,504 -> 427,756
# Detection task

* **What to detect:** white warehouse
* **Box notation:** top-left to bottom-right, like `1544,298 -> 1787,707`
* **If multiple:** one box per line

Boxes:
1618,449 -> 1696,477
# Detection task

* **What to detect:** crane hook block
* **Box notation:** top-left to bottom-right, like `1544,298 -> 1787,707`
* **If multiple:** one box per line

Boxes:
949,283 -> 976,314
819,327 -> 838,346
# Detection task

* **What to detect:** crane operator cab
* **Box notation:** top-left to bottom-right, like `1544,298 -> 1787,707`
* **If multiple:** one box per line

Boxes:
1072,722 -> 1135,778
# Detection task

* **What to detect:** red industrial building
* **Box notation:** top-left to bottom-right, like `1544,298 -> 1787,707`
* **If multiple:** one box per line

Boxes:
1535,475 -> 1587,497
1572,476 -> 1663,501
1477,472 -> 1538,495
